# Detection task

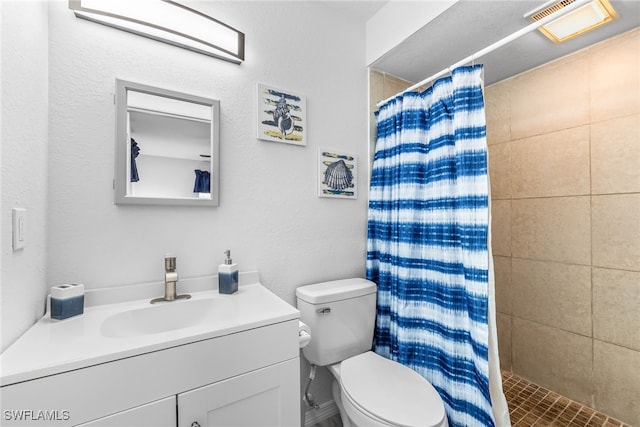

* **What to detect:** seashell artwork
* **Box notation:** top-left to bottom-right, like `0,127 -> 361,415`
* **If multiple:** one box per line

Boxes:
257,83 -> 306,146
318,149 -> 357,199
324,160 -> 353,190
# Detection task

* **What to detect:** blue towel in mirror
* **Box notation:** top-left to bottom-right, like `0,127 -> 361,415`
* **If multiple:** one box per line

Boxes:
130,138 -> 140,182
194,169 -> 210,193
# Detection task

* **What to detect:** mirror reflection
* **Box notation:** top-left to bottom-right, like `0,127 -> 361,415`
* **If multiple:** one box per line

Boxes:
115,80 -> 220,206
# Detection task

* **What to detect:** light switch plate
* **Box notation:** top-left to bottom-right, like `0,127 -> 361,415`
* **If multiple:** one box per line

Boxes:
12,208 -> 26,251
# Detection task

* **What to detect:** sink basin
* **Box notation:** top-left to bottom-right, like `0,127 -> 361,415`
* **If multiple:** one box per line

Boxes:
101,297 -> 233,338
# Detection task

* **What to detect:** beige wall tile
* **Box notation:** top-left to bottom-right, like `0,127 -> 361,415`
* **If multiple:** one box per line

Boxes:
382,74 -> 414,100
511,258 -> 591,336
370,70 -> 384,110
511,126 -> 590,198
591,114 -> 640,194
592,194 -> 640,271
593,268 -> 640,351
512,318 -> 593,406
497,313 -> 512,371
511,53 -> 589,140
491,200 -> 511,256
593,340 -> 640,426
370,72 -> 415,108
479,31 -> 639,420
485,81 -> 511,145
590,29 -> 640,122
488,142 -> 511,200
493,255 -> 511,315
512,197 -> 591,265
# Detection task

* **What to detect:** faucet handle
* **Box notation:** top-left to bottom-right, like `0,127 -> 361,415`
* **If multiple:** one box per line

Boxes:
165,255 -> 176,272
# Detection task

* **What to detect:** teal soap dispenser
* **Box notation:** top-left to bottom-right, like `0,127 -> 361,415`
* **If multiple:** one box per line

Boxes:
218,250 -> 238,294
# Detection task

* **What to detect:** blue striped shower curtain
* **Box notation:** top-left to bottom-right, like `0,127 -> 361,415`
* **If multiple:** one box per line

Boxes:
367,65 -> 496,427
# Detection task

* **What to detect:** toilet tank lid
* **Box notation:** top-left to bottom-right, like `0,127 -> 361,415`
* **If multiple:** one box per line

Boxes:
296,278 -> 376,304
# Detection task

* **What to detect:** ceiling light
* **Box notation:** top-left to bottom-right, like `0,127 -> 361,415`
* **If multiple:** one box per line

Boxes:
69,0 -> 244,64
524,0 -> 618,43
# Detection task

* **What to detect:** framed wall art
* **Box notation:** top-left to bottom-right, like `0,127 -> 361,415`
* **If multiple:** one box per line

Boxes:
317,148 -> 357,199
256,83 -> 306,146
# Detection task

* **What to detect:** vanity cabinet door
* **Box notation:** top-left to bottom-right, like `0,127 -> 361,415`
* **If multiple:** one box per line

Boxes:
177,358 -> 299,427
75,396 -> 175,427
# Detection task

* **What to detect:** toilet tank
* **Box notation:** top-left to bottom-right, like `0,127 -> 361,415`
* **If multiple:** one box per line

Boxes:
296,278 -> 377,366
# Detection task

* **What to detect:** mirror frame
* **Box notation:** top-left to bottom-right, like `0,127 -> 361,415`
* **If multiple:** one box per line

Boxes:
114,79 -> 220,206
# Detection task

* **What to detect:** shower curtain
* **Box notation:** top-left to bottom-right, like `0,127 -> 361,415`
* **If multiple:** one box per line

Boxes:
367,65 -> 509,427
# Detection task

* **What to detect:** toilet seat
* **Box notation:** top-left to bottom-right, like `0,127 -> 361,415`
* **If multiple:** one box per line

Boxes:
339,352 -> 447,427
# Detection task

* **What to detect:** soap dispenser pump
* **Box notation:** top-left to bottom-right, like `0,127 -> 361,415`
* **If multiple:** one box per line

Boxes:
218,250 -> 238,294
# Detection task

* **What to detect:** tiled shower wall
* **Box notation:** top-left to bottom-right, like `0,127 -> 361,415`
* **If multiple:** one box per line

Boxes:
486,29 -> 639,426
369,28 -> 639,426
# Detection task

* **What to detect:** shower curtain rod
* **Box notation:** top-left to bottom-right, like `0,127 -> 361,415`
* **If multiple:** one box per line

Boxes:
376,0 -> 591,107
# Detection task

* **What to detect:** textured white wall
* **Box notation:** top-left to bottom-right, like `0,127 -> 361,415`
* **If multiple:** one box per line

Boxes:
1,0 -> 368,406
46,0 -> 368,307
1,1 -> 50,352
48,0 -> 368,405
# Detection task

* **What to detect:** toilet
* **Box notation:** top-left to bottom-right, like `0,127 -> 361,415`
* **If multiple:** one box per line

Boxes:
296,278 -> 449,427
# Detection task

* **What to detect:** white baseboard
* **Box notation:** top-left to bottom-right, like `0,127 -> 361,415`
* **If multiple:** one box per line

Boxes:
303,400 -> 340,427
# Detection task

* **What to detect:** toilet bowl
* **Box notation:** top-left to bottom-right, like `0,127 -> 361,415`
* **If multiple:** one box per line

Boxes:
328,352 -> 448,427
296,279 -> 449,427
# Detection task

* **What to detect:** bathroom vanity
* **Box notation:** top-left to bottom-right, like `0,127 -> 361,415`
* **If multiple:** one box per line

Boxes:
0,273 -> 300,426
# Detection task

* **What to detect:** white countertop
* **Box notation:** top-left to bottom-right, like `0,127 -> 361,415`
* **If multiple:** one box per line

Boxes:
0,272 -> 299,386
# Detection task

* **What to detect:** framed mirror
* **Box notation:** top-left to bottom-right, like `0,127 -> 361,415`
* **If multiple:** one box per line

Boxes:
114,79 -> 220,206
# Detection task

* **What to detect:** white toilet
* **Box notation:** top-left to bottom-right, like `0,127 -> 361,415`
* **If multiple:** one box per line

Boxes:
296,278 -> 449,427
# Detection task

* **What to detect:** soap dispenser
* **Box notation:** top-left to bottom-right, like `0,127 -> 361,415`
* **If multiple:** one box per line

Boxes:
218,250 -> 238,294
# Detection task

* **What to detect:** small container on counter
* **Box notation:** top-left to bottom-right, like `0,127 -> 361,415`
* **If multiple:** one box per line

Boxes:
218,250 -> 238,295
50,283 -> 85,320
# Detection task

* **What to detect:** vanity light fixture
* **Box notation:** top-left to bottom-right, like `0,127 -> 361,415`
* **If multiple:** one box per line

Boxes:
69,0 -> 244,64
524,0 -> 618,43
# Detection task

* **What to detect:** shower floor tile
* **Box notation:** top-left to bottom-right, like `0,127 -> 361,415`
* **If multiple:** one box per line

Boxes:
502,371 -> 632,426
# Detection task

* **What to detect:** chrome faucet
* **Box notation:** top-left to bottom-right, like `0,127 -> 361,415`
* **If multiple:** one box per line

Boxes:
150,255 -> 191,304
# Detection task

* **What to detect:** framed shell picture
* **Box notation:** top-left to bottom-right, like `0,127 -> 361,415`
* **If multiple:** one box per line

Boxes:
257,83 -> 306,146
318,148 -> 357,199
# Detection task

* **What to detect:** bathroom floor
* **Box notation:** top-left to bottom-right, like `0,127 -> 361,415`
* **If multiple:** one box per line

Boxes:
502,371 -> 631,427
311,371 -> 632,427
312,414 -> 342,427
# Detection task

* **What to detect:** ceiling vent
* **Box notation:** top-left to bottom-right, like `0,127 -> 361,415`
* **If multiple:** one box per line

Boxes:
524,0 -> 618,43
530,0 -> 578,21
